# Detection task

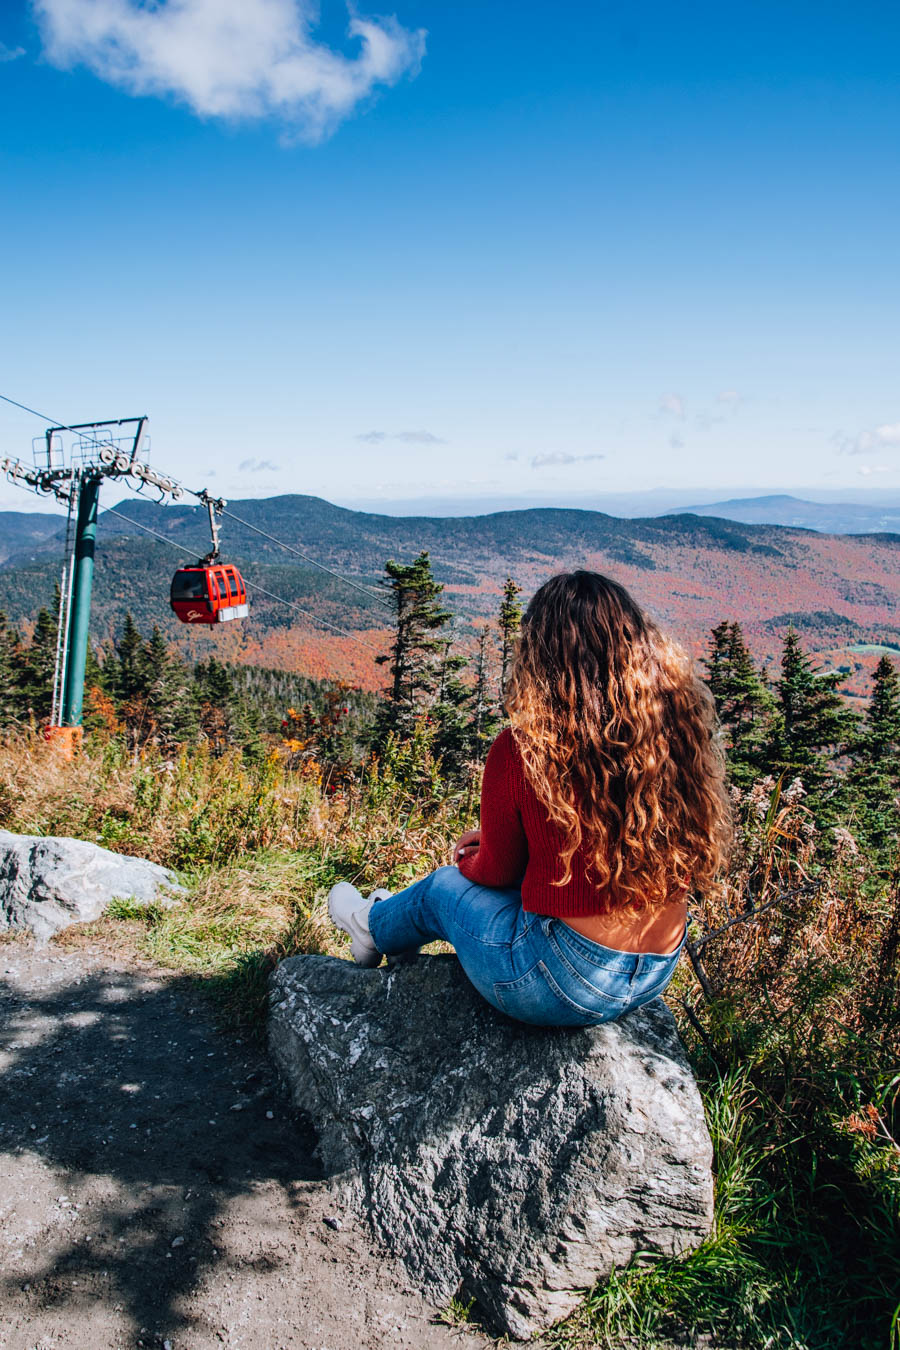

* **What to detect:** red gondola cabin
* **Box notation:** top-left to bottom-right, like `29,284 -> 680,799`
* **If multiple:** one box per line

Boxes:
170,564 -> 248,624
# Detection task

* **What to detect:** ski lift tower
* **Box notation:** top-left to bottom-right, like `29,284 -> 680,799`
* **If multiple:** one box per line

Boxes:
1,417 -> 183,744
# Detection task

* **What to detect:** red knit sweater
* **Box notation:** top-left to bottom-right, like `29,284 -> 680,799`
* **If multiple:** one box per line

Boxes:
458,727 -> 613,916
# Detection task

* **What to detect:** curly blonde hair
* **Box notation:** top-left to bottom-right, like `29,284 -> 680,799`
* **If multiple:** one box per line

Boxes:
505,570 -> 730,911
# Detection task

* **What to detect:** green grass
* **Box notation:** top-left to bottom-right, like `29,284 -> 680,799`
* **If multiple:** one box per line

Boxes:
104,895 -> 165,923
547,1052 -> 900,1350
436,1294 -> 478,1328
110,850 -> 343,1032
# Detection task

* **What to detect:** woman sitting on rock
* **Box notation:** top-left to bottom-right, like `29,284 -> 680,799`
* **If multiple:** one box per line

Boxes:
329,569 -> 730,1026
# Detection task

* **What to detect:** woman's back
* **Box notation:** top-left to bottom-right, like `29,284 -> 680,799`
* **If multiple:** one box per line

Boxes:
330,568 -> 729,1027
458,728 -> 688,953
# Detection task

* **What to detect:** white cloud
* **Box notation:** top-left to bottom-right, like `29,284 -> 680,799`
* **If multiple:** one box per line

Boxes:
717,389 -> 740,405
356,428 -> 445,444
669,432 -> 685,450
658,392 -> 684,418
858,464 -> 890,477
0,42 -> 26,62
33,0 -> 426,142
838,422 -> 900,455
531,452 -> 605,469
238,457 -> 281,472
394,429 -> 445,445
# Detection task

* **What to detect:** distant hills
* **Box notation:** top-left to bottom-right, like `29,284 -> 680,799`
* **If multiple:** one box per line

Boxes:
665,494 -> 900,534
0,509 -> 67,565
1,493 -> 899,690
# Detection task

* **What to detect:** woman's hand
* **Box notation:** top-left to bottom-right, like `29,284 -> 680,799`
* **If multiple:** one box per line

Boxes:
453,829 -> 482,865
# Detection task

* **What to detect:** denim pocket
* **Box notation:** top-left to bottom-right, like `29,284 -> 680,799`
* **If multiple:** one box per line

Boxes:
493,961 -> 624,1027
629,963 -> 679,1009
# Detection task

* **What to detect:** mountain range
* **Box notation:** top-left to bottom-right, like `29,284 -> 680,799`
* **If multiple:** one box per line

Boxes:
1,494 -> 898,692
665,494 -> 900,534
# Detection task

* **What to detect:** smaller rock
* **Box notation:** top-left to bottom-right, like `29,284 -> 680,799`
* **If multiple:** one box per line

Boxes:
0,830 -> 182,942
170,1236 -> 185,1249
322,1216 -> 342,1231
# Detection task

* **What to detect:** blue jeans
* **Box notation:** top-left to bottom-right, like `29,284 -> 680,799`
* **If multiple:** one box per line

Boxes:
367,865 -> 685,1027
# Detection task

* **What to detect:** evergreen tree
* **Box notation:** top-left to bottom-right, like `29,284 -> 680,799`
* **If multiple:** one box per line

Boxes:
0,613 -> 22,727
84,641 -> 106,694
769,628 -> 857,815
849,655 -> 900,861
498,576 -> 522,698
704,621 -> 732,711
115,612 -> 149,704
100,641 -> 121,696
703,621 -> 773,787
195,656 -> 240,752
468,624 -> 502,762
864,655 -> 900,755
143,627 -> 199,747
18,607 -> 58,723
430,640 -> 474,779
373,552 -> 452,746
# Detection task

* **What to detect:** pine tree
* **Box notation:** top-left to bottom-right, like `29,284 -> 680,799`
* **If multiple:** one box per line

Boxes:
373,552 -> 452,746
19,607 -> 58,723
431,640 -> 474,780
849,655 -> 900,861
704,621 -> 732,711
769,628 -> 857,815
143,627 -> 198,747
84,641 -> 106,695
468,624 -> 501,763
115,613 -> 148,704
703,621 -> 773,787
195,656 -> 239,752
864,655 -> 900,758
498,576 -> 522,699
0,613 -> 22,728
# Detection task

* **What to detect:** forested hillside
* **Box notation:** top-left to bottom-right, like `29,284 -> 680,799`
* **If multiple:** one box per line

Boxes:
2,493 -> 900,690
0,508 -> 67,563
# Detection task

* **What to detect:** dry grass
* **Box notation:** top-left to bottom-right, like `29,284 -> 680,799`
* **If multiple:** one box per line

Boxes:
0,732 -> 466,883
0,732 -> 463,1027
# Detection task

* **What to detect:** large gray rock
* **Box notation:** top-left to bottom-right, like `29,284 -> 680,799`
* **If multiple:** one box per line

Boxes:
0,830 -> 181,942
269,953 -> 714,1338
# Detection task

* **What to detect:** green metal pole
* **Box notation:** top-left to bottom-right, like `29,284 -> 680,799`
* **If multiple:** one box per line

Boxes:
61,473 -> 101,728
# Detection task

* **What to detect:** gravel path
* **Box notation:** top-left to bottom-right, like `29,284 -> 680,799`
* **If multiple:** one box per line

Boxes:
0,937 -> 492,1350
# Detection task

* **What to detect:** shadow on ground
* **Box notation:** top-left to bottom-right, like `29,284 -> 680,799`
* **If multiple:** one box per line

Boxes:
0,947 -> 324,1347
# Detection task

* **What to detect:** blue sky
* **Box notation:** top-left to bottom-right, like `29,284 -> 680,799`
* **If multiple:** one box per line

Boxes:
2,0 -> 900,513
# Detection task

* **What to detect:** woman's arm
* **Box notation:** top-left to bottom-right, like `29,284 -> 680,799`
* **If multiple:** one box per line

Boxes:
457,730 -> 529,888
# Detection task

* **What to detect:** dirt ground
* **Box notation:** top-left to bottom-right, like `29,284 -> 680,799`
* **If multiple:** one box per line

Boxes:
0,936 -> 494,1350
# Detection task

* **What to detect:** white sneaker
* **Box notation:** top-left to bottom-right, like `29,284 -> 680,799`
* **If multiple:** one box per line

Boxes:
327,883 -> 381,968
